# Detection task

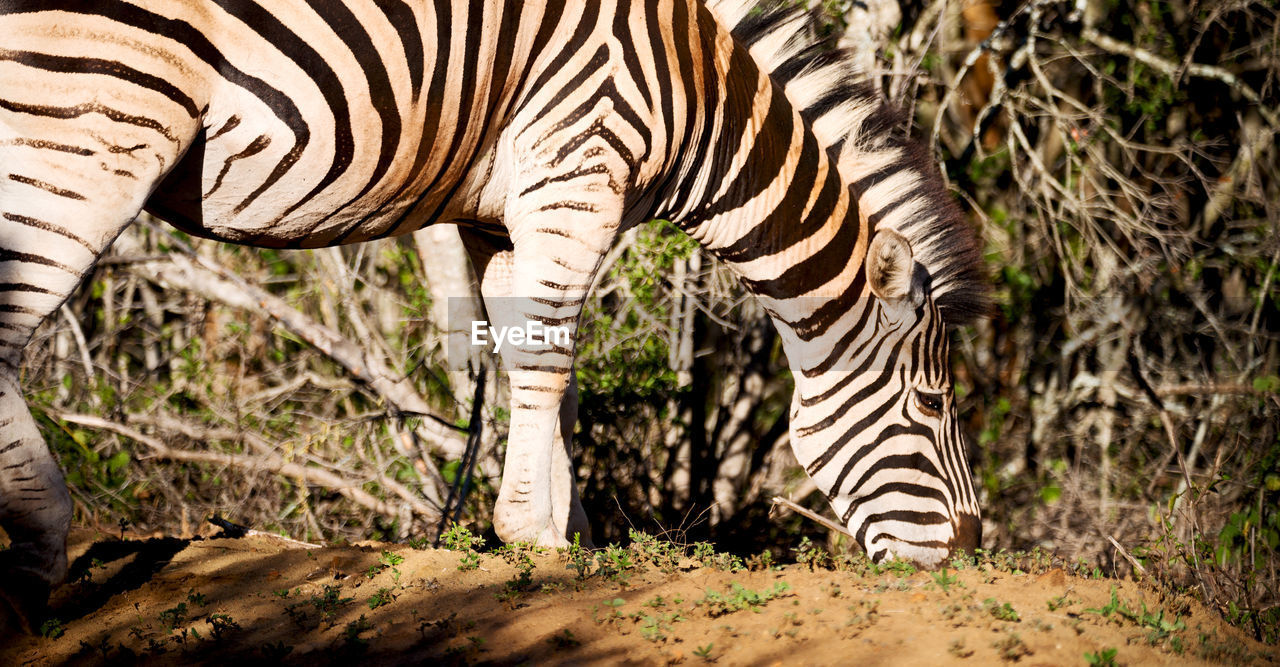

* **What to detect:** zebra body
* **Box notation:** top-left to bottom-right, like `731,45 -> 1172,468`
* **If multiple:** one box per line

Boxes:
0,0 -> 986,629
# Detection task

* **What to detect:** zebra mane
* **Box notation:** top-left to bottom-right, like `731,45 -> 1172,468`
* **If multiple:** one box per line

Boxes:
705,0 -> 990,324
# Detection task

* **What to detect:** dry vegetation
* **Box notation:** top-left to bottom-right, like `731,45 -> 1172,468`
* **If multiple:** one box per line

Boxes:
10,0 -> 1279,650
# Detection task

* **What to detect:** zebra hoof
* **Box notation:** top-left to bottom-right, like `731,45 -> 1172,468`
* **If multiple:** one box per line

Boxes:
0,557 -> 51,635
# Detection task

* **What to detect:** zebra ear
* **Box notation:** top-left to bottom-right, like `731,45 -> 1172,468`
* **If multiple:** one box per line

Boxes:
867,230 -> 926,308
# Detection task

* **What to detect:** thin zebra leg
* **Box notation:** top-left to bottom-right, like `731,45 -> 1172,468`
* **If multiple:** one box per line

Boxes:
460,229 -> 592,547
556,373 -> 592,546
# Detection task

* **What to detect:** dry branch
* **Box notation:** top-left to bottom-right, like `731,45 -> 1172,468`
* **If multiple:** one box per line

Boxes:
58,413 -> 441,524
124,232 -> 467,461
771,496 -> 855,539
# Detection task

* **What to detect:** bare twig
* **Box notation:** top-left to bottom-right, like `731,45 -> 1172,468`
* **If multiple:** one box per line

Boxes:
1081,27 -> 1279,129
59,413 -> 442,523
1106,534 -> 1148,576
128,232 -> 467,461
770,496 -> 855,538
59,303 -> 95,383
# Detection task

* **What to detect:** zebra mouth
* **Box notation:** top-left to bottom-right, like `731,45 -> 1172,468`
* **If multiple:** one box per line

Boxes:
870,539 -> 951,568
951,513 -> 983,554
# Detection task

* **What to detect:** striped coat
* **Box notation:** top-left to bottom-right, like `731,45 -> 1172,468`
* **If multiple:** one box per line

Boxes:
0,0 -> 986,630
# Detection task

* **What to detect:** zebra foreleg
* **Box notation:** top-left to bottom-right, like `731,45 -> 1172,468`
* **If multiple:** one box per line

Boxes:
485,189 -> 620,545
461,229 -> 593,547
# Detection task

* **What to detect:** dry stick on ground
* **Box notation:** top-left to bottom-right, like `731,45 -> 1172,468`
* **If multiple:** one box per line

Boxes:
1106,534 -> 1148,577
770,496 -> 855,539
58,413 -> 440,524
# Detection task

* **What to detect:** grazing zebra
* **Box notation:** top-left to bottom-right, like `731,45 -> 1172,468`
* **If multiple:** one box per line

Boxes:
0,0 -> 987,629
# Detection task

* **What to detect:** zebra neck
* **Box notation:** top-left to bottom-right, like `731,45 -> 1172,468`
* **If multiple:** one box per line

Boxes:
657,46 -> 870,302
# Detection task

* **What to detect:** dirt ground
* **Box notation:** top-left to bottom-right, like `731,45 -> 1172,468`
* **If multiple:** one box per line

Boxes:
2,526 -> 1275,665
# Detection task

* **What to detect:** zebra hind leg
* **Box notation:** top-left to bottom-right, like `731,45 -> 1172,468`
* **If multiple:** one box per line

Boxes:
0,135 -> 177,636
0,371 -> 72,634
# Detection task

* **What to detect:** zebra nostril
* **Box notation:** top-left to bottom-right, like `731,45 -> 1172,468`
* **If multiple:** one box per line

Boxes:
952,514 -> 982,554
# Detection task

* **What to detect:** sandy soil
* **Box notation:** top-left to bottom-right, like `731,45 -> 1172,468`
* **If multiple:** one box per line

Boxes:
2,527 -> 1274,665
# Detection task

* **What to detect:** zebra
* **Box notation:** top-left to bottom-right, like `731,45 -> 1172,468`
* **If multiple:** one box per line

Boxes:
0,0 -> 987,630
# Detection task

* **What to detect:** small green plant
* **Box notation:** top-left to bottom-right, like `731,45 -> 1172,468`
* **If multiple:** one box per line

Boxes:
792,536 -> 829,571
984,598 -> 1021,622
638,611 -> 685,642
547,628 -> 580,648
694,643 -> 715,660
1085,585 -> 1185,644
260,641 -> 294,659
628,530 -> 683,571
344,615 -> 373,647
310,585 -> 354,625
992,631 -> 1031,661
691,542 -> 716,564
441,524 -> 482,551
696,581 -> 791,617
39,618 -> 65,639
207,614 -> 240,640
593,597 -> 627,625
596,544 -> 636,584
929,568 -> 959,592
1084,647 -> 1118,666
1046,592 -> 1072,611
884,559 -> 918,577
563,533 -> 593,581
158,602 -> 188,632
948,639 -> 974,658
368,587 -> 395,610
185,589 -> 208,607
747,549 -> 775,571
441,524 -> 485,572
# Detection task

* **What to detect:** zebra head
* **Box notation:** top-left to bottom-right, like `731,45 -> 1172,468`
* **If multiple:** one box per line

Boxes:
789,229 -> 981,568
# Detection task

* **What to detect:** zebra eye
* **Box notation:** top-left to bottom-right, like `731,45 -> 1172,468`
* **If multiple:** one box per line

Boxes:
915,390 -> 944,416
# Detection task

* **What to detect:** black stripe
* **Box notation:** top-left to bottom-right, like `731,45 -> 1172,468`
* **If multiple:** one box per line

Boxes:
787,268 -> 868,344
0,98 -> 178,143
741,196 -> 859,299
839,448 -> 944,518
611,0 -> 651,110
840,481 -> 950,525
305,0 -> 400,212
0,304 -> 45,317
7,174 -> 85,201
0,283 -> 56,295
372,0 -> 424,101
362,0 -> 456,239
2,457 -> 34,470
855,509 -> 950,548
204,134 -> 270,198
0,48 -> 199,117
1,138 -> 94,156
3,212 -> 96,252
712,132 -> 829,263
0,248 -> 79,274
797,341 -> 904,438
